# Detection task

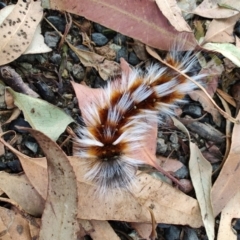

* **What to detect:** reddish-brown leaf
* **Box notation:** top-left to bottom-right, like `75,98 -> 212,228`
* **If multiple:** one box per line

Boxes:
43,0 -> 198,50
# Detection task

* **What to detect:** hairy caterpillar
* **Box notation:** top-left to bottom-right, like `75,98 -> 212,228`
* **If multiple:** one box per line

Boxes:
74,50 -> 203,194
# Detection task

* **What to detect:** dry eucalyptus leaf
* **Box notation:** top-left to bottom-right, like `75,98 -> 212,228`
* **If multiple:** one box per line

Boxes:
0,137 -> 203,228
24,129 -> 79,240
0,5 -> 51,55
0,206 -> 32,240
43,0 -> 198,50
155,0 -> 192,32
0,0 -> 43,65
203,43 -> 240,67
0,172 -> 45,216
217,190 -> 240,240
68,42 -> 120,80
89,220 -> 120,240
203,13 -> 240,44
193,0 -> 239,18
189,143 -> 215,240
212,111 -> 240,216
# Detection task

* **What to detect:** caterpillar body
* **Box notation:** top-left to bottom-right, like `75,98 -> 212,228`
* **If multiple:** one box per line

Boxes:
74,50 -> 203,194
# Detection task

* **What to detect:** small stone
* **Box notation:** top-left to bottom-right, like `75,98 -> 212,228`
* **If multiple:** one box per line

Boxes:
93,23 -> 108,33
175,165 -> 189,179
0,2 -> 6,9
170,132 -> 178,143
7,160 -> 23,173
35,81 -> 55,102
47,16 -> 66,33
91,33 -> 108,46
113,33 -> 127,45
183,104 -> 202,118
44,31 -> 60,48
93,76 -> 107,88
164,225 -> 181,240
8,118 -> 31,133
50,53 -> 62,65
182,227 -> 199,240
24,137 -> 38,154
115,46 -> 128,62
156,138 -> 168,154
66,61 -> 73,72
128,52 -> 140,66
4,152 -> 14,160
72,64 -> 85,81
35,55 -> 47,64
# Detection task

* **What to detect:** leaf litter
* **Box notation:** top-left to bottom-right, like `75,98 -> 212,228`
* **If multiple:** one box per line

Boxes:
0,0 -> 44,65
1,0 -> 240,238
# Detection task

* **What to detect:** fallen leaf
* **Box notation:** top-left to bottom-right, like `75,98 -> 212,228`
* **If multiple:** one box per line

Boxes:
24,129 -> 79,240
0,137 -> 203,227
203,43 -> 240,67
0,172 -> 44,216
7,87 -> 74,141
193,0 -> 239,18
219,0 -> 240,11
89,220 -> 120,240
0,0 -> 43,65
42,0 -> 198,50
68,43 -> 120,80
130,223 -> 152,240
0,206 -> 32,240
217,190 -> 240,240
211,111 -> 240,216
189,90 -> 221,126
155,0 -> 192,32
216,88 -> 236,107
189,143 -> 215,240
0,5 -> 51,55
203,13 -> 240,44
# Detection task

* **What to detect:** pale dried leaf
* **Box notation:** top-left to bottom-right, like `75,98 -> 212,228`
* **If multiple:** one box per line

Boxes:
29,218 -> 41,240
189,90 -> 221,126
0,121 -> 203,230
43,0 -> 198,50
68,43 -> 120,80
0,207 -> 32,240
0,0 -> 43,65
203,13 -> 240,44
156,156 -> 183,173
0,5 -> 14,24
217,190 -> 240,240
130,222 -> 152,240
0,172 -> 44,216
89,220 -> 120,240
25,129 -> 78,240
212,111 -> 240,216
193,0 -> 239,18
216,88 -> 236,107
0,5 -> 51,55
155,0 -> 192,32
24,24 -> 52,54
189,143 -> 214,240
203,43 -> 240,67
0,137 -> 203,227
219,0 -> 240,11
